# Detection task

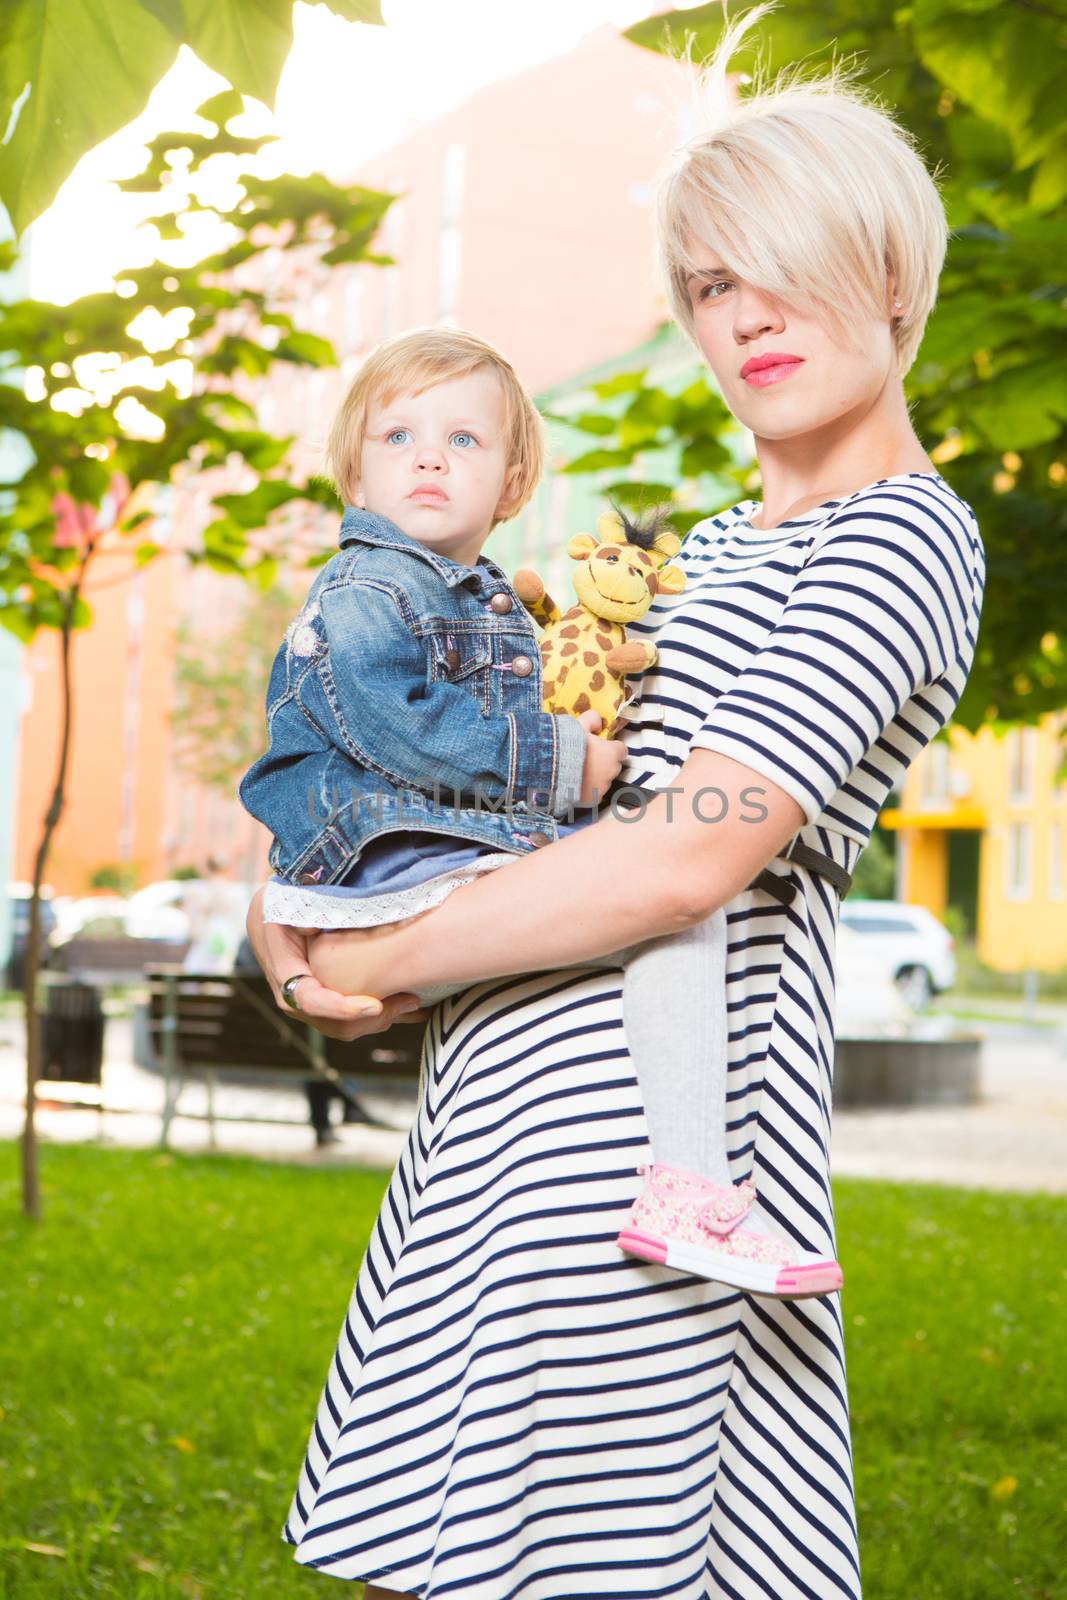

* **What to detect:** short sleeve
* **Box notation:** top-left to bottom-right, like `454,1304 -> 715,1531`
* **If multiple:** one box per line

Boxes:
689,484 -> 985,825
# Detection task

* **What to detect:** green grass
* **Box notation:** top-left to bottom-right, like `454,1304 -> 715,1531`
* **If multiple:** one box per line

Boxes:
0,1144 -> 1063,1600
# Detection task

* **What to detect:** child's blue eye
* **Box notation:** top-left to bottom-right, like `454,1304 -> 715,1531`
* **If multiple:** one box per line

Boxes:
451,431 -> 477,449
386,428 -> 413,445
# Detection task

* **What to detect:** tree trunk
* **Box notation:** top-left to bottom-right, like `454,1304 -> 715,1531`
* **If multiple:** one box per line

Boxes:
22,587 -> 79,1220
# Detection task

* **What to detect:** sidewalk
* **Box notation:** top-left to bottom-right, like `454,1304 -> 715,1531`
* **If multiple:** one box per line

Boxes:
1,1005 -> 1065,1192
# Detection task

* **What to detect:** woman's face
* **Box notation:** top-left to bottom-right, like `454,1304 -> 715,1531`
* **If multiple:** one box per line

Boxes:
684,248 -> 898,442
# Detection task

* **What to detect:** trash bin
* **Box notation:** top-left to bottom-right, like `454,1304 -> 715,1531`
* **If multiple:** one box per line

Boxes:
40,980 -> 105,1085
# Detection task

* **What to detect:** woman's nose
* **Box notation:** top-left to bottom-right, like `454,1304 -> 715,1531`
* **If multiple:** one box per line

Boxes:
733,289 -> 786,341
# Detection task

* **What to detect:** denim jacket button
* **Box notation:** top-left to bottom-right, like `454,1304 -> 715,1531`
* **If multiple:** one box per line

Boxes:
488,592 -> 513,615
298,872 -> 320,885
446,646 -> 460,670
527,831 -> 551,848
510,654 -> 534,677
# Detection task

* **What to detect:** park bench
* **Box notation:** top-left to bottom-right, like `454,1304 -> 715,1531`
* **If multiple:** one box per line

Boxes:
145,967 -> 424,1148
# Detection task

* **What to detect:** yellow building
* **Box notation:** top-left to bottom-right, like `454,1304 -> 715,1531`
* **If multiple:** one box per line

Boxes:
880,711 -> 1067,972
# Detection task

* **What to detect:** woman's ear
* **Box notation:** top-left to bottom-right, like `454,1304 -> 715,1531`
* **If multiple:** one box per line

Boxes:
887,273 -> 905,321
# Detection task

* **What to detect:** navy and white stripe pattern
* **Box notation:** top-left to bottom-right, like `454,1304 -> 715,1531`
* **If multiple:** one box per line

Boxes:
282,474 -> 984,1597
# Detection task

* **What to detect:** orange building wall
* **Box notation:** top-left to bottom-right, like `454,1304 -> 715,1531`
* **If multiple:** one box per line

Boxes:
16,544 -> 176,891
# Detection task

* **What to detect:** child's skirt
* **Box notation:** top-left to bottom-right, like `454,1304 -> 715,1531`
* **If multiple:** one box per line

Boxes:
263,823 -> 591,932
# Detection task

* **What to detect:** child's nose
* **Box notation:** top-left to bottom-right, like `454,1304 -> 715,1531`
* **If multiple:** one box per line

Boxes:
414,448 -> 447,472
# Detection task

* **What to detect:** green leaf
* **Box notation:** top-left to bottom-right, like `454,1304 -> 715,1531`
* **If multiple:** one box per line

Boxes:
273,329 -> 336,367
180,0 -> 294,108
1029,140 -> 1067,211
214,482 -> 308,524
0,605 -> 36,643
194,88 -> 247,128
135,541 -> 160,567
680,437 -> 732,476
967,360 -> 1067,449
249,555 -> 278,592
570,414 -> 617,437
914,10 -> 1066,169
0,0 -> 181,234
320,0 -> 384,20
603,481 -> 678,506
590,369 -> 648,399
561,447 -> 636,474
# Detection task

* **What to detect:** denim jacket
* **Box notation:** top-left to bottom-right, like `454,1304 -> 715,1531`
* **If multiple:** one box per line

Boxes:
238,508 -> 586,886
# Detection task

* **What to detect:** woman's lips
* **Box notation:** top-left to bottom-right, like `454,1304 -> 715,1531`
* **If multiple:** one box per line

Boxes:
743,360 -> 804,388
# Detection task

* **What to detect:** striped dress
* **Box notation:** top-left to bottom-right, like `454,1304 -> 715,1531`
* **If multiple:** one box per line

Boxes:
283,472 -> 985,1598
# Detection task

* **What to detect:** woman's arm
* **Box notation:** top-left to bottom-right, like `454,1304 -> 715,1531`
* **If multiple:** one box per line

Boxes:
308,746 -> 805,1000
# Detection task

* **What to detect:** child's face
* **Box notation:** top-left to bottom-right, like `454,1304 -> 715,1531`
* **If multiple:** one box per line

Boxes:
356,369 -> 520,567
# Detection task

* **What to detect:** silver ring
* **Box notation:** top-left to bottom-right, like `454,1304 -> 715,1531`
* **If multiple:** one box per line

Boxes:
281,973 -> 312,1011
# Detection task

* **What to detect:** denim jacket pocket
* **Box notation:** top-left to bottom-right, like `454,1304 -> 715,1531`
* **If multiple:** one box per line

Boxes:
427,630 -> 495,712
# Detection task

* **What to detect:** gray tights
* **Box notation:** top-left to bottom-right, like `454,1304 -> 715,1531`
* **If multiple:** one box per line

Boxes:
413,907 -> 731,1180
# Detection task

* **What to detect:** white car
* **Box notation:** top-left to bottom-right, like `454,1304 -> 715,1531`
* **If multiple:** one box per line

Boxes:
838,899 -> 956,1009
833,921 -> 914,1036
123,880 -> 193,941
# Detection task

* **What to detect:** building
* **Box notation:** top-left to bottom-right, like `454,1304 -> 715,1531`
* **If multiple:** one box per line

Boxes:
882,713 -> 1067,972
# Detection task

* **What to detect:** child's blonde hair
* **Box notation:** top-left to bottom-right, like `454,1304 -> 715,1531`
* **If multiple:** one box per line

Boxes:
327,327 -> 544,518
656,3 -> 948,376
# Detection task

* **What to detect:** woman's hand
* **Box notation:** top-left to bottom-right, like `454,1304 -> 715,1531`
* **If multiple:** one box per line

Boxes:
245,888 -> 431,1041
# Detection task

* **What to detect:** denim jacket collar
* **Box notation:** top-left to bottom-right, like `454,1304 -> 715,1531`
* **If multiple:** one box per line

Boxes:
338,506 -> 507,590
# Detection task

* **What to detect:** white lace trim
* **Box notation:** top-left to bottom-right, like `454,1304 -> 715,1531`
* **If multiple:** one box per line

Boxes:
263,853 -> 519,929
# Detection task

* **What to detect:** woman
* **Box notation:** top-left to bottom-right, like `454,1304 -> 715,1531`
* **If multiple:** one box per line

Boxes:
247,14 -> 985,1597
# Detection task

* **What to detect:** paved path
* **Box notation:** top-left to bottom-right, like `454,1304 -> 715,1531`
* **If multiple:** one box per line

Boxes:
1,1005 -> 1065,1193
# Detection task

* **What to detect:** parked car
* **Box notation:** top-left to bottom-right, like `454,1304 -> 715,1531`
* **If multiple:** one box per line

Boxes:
123,880 -> 192,942
838,899 -> 956,1009
125,878 -> 257,968
833,921 -> 914,1035
51,895 -> 130,944
5,883 -> 58,989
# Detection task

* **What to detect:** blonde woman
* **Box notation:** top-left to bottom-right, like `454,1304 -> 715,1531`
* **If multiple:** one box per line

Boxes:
248,11 -> 985,1595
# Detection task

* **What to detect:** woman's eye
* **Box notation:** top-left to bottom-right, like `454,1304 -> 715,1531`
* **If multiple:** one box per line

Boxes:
698,280 -> 731,302
451,431 -> 477,449
386,428 -> 412,445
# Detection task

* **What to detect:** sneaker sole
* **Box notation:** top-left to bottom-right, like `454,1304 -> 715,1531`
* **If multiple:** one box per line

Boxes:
616,1227 -> 843,1299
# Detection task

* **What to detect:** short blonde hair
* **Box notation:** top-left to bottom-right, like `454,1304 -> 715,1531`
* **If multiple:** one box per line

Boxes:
326,327 -> 544,518
656,4 -> 948,376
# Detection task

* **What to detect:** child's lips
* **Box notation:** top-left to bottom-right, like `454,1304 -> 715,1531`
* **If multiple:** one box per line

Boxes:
409,487 -> 449,504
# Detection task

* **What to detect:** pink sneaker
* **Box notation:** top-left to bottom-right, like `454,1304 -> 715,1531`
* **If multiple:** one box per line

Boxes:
616,1164 -> 843,1299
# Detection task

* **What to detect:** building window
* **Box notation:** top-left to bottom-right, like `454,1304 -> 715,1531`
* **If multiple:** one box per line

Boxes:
379,194 -> 405,337
1007,727 -> 1036,804
920,739 -> 951,806
1051,821 -> 1064,901
342,271 -> 364,350
437,224 -> 462,323
1005,820 -> 1032,901
441,141 -> 465,227
1052,712 -> 1067,803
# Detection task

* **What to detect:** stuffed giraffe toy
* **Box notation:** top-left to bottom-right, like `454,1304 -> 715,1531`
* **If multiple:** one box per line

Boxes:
512,508 -> 686,737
